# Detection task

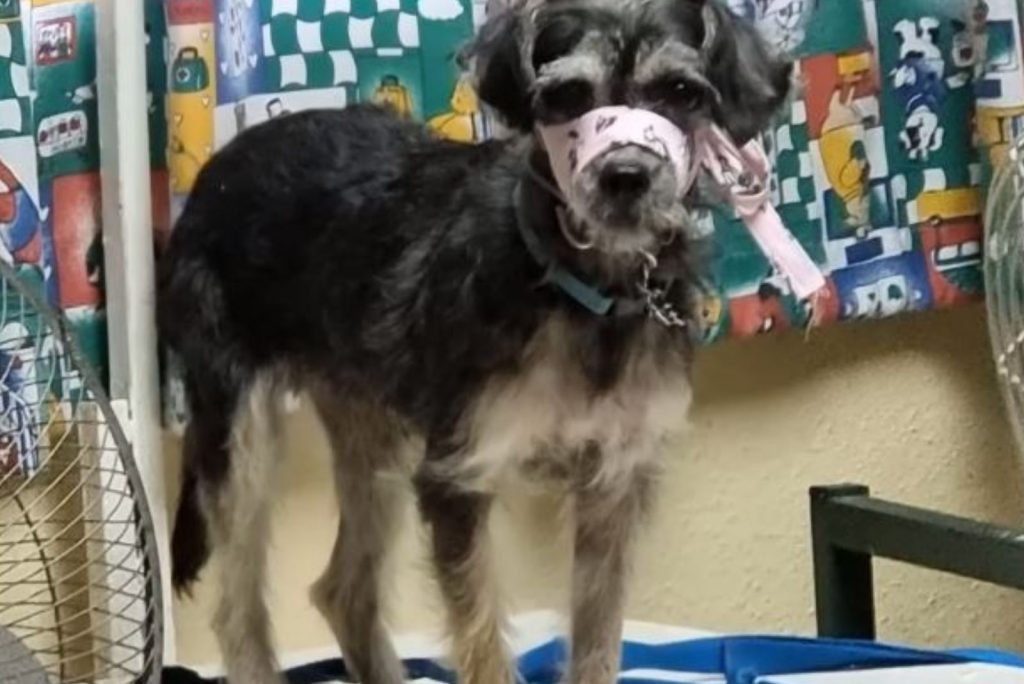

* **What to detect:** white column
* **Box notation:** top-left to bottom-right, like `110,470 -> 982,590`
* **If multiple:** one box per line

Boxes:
95,0 -> 175,664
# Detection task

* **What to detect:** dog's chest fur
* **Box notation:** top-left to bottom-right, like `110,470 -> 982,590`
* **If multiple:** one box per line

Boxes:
450,313 -> 692,491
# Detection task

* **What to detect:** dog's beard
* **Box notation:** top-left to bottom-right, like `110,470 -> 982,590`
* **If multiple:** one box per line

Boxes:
562,198 -> 689,257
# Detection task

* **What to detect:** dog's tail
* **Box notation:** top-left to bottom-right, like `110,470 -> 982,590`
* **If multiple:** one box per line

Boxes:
164,286 -> 241,595
171,454 -> 210,594
158,233 -> 245,595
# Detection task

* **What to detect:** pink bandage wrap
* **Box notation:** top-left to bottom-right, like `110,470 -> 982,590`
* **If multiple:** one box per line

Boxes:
538,106 -> 827,303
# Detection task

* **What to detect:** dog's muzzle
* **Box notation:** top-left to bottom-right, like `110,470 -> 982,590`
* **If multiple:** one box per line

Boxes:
538,106 -> 697,205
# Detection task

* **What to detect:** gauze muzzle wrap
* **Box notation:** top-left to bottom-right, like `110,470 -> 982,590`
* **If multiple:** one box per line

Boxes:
538,106 -> 696,198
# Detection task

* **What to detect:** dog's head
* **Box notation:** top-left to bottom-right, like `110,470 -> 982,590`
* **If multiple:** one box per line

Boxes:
469,0 -> 792,255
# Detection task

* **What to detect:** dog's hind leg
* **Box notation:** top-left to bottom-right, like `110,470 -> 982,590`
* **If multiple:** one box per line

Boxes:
205,372 -> 284,684
415,461 -> 515,684
309,389 -> 406,684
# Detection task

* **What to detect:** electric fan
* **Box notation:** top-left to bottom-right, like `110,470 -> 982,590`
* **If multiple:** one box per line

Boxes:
0,258 -> 162,682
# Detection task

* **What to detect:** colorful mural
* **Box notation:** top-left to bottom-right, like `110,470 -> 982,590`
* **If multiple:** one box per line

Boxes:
154,0 -> 487,426
0,0 -> 173,473
697,0 -> 1003,341
156,0 -> 1006,345
0,0 -> 1003,438
161,0 -> 485,203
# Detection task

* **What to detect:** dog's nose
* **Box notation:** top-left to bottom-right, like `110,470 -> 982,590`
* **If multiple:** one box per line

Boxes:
599,163 -> 651,198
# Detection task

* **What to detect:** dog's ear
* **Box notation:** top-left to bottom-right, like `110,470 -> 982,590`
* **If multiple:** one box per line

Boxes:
701,1 -> 793,143
463,8 -> 534,132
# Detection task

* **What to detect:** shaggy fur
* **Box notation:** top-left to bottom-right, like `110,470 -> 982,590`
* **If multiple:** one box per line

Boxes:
159,1 -> 791,682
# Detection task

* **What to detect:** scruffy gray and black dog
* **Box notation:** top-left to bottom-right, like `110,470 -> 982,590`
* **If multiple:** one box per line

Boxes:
158,1 -> 792,682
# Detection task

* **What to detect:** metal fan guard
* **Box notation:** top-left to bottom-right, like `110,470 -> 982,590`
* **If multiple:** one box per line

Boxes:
0,259 -> 162,683
985,134 -> 1024,458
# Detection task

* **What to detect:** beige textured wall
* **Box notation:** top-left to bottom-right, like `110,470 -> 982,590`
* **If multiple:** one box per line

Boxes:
168,304 -> 1024,668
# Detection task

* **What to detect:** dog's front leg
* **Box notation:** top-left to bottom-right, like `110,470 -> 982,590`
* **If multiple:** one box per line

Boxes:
415,464 -> 516,684
566,464 -> 657,684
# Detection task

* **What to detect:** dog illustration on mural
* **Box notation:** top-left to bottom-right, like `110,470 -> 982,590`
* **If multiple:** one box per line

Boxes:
890,16 -> 973,161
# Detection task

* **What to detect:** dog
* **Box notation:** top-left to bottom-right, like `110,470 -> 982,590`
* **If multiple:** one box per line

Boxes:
158,1 -> 792,682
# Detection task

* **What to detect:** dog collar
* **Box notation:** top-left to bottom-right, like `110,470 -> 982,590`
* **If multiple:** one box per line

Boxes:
513,180 -> 682,324
515,181 -> 616,316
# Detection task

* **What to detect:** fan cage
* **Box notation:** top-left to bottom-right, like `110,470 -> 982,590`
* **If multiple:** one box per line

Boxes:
985,133 -> 1024,459
0,259 -> 162,683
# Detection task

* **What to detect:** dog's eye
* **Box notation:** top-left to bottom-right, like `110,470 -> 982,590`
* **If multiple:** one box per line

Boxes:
648,78 -> 703,111
537,80 -> 595,120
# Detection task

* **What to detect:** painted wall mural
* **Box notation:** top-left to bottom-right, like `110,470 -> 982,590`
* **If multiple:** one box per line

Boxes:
153,0 -> 1016,347
0,0 -> 150,475
4,0 -> 1021,441
704,0 -> 1002,341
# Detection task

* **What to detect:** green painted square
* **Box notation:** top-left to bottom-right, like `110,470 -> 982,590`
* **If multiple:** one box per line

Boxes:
713,219 -> 772,290
304,52 -> 340,89
295,0 -> 328,22
321,13 -> 350,50
268,15 -> 302,54
789,124 -> 810,153
798,177 -> 816,202
372,11 -> 402,49
351,0 -> 377,19
4,21 -> 26,65
0,0 -> 21,21
775,151 -> 802,180
797,0 -> 868,57
146,0 -> 167,96
68,310 -> 109,392
146,0 -> 167,167
417,3 -> 474,119
0,57 -> 22,98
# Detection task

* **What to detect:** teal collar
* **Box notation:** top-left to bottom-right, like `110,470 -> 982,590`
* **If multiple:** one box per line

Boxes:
513,178 -> 690,329
515,180 -> 666,320
514,182 -> 617,316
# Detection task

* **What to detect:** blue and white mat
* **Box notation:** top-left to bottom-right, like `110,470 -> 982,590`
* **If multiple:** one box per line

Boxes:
163,612 -> 1024,684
